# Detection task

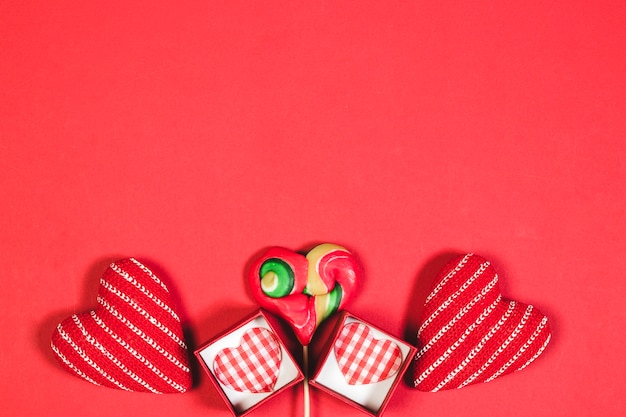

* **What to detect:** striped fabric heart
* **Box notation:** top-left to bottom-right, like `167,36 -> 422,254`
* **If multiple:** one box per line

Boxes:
335,323 -> 402,385
413,254 -> 551,391
213,328 -> 282,393
50,258 -> 192,393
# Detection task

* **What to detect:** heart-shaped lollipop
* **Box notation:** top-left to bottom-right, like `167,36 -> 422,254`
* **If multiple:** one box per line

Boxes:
248,243 -> 360,345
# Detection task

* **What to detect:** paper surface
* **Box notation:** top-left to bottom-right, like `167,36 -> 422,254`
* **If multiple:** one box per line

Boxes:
2,1 -> 626,416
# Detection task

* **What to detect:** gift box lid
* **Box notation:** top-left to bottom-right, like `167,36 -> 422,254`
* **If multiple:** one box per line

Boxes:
309,311 -> 417,416
194,309 -> 304,417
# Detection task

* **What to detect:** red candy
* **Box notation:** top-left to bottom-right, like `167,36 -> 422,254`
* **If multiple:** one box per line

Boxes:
248,244 -> 360,345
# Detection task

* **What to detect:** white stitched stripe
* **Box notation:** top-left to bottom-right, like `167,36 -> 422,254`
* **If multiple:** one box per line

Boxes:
516,333 -> 551,372
425,254 -> 473,305
100,279 -> 187,349
417,274 -> 499,359
110,263 -> 180,322
458,304 -> 534,388
72,315 -> 161,394
414,296 -> 500,387
128,258 -> 169,293
419,261 -> 491,334
97,296 -> 190,372
56,323 -> 130,391
51,342 -> 102,386
485,316 -> 549,382
434,301 -> 516,391
90,312 -> 187,392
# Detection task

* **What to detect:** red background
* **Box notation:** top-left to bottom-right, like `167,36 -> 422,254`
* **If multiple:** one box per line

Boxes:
1,1 -> 625,416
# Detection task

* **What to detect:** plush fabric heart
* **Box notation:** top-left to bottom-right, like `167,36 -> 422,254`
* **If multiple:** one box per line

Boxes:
50,258 -> 192,393
248,244 -> 360,345
213,328 -> 282,393
334,323 -> 402,385
413,253 -> 551,391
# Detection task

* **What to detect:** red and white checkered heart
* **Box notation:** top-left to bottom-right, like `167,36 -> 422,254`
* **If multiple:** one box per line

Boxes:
213,328 -> 282,393
334,323 -> 402,385
50,258 -> 192,393
413,253 -> 552,391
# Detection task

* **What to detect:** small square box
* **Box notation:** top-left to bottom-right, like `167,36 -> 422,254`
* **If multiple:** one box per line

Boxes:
195,310 -> 304,417
309,312 -> 417,416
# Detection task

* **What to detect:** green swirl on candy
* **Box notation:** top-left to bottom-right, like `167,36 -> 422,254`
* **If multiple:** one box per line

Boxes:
260,258 -> 295,298
320,284 -> 343,320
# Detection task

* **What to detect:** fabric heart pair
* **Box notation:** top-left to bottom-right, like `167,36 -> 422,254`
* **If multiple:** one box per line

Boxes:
50,251 -> 551,394
212,322 -> 403,393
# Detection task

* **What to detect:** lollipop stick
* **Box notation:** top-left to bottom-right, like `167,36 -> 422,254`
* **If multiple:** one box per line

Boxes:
303,345 -> 310,417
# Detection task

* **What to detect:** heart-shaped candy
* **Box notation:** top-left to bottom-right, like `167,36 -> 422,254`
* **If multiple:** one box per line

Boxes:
50,258 -> 192,393
334,323 -> 402,385
248,243 -> 360,345
413,253 -> 552,391
213,328 -> 282,393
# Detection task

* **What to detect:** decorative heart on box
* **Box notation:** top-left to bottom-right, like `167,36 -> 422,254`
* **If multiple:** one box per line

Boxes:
213,328 -> 282,393
413,253 -> 552,392
248,244 -> 360,345
334,322 -> 402,385
50,258 -> 192,393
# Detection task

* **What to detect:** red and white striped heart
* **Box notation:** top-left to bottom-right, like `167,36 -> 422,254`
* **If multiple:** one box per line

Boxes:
50,258 -> 192,393
334,323 -> 402,385
413,254 -> 552,391
213,328 -> 282,393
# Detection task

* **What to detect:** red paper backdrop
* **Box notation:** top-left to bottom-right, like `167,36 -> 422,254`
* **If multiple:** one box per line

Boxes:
1,1 -> 625,416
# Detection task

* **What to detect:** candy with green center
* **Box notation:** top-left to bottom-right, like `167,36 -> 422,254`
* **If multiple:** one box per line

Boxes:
260,258 -> 295,298
248,243 -> 360,345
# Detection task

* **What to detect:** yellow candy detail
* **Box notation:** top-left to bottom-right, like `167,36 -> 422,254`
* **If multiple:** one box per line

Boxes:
305,243 -> 348,295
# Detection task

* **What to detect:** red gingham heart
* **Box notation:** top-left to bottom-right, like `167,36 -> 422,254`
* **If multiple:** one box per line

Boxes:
213,328 -> 282,393
334,323 -> 402,385
50,258 -> 192,393
413,253 -> 552,391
